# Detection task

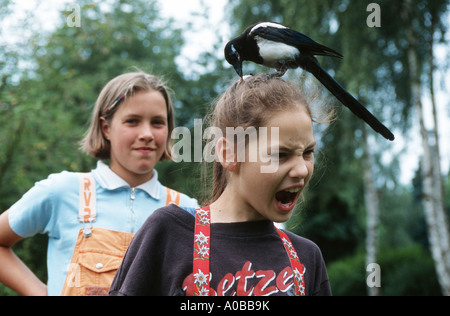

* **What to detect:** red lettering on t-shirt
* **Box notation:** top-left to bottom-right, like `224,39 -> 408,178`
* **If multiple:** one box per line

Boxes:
182,273 -> 194,296
235,261 -> 255,296
180,261 -> 296,296
276,266 -> 294,292
217,273 -> 235,296
254,270 -> 278,296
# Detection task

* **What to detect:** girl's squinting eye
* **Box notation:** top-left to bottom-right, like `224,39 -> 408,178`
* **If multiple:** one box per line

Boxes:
304,148 -> 315,159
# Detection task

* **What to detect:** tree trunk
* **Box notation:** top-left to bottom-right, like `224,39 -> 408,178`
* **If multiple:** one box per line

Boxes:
416,81 -> 450,296
363,126 -> 381,296
404,0 -> 450,294
427,19 -> 450,295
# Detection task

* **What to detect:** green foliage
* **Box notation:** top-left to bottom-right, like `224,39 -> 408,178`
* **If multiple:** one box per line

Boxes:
328,245 -> 441,296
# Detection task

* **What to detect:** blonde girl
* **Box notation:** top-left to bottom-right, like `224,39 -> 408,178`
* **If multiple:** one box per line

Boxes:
0,72 -> 198,296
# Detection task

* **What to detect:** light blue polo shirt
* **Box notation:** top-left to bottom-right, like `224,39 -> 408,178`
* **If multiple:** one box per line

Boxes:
8,161 -> 198,296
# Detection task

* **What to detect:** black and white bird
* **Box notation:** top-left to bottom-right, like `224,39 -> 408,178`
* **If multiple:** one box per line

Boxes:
225,22 -> 395,141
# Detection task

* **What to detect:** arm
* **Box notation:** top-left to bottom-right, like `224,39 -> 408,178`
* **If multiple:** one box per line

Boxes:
0,210 -> 47,296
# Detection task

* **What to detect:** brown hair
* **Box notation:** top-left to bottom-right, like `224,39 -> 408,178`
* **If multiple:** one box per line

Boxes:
80,72 -> 175,161
205,75 -> 323,204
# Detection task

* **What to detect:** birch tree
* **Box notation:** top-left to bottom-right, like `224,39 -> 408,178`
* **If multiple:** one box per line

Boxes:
401,0 -> 450,295
362,125 -> 381,296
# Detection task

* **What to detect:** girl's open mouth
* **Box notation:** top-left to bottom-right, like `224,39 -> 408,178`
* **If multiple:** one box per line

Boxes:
275,187 -> 301,211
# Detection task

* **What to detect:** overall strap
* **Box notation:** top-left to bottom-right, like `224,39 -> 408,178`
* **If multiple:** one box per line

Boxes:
165,187 -> 181,206
192,206 -> 305,296
193,206 -> 211,296
78,173 -> 97,223
275,228 -> 306,296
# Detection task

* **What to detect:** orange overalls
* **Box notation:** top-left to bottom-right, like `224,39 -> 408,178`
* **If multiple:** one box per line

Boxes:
61,173 -> 180,296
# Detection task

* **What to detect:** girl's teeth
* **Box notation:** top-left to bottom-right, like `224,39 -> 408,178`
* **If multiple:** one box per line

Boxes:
285,187 -> 300,193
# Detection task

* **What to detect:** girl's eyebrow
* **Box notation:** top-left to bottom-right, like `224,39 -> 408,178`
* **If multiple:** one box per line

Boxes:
153,115 -> 168,120
278,141 -> 316,152
122,113 -> 168,120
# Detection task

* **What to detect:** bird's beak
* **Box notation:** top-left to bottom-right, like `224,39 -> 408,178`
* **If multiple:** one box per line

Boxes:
233,60 -> 243,78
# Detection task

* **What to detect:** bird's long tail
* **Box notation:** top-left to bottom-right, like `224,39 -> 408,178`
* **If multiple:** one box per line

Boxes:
302,57 -> 395,141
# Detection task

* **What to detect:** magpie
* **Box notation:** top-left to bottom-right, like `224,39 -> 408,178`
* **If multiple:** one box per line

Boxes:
225,22 -> 395,141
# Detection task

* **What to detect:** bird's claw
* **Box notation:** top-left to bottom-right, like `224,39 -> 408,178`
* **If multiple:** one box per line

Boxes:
264,68 -> 287,80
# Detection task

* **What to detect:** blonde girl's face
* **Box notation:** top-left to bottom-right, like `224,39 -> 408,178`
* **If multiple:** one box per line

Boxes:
101,90 -> 168,187
230,107 -> 315,223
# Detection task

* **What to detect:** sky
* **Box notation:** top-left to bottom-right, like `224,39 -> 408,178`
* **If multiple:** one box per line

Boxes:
2,0 -> 449,185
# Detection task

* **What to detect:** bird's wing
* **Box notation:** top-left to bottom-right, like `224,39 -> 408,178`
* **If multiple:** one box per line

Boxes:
251,26 -> 343,59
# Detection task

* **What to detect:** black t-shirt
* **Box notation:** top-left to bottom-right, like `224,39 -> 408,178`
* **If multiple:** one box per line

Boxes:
109,204 -> 331,296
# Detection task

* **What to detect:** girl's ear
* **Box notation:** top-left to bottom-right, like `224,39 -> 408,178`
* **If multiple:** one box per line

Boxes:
216,137 -> 239,172
100,117 -> 111,141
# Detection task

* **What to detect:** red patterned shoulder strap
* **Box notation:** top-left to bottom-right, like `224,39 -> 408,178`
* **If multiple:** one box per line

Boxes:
275,227 -> 306,296
193,206 -> 211,296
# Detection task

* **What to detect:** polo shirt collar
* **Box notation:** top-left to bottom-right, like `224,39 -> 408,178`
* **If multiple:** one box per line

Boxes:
92,161 -> 161,200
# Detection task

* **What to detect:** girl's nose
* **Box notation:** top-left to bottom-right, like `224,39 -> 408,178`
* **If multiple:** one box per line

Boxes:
139,123 -> 154,142
289,157 -> 309,180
